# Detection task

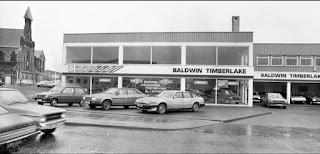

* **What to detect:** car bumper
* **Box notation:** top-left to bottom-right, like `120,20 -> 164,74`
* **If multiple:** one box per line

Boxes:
269,103 -> 287,107
39,119 -> 66,130
34,98 -> 51,103
84,100 -> 101,106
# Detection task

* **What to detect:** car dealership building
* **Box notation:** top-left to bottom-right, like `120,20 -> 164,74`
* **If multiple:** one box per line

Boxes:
60,16 -> 320,107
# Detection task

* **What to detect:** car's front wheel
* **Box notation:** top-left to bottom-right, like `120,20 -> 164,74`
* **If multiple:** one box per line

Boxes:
42,128 -> 56,134
50,99 -> 58,107
191,103 -> 200,112
157,103 -> 167,114
101,100 -> 111,110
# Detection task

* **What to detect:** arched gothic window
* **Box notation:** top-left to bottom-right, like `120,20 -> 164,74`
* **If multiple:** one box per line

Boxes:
10,51 -> 17,61
0,51 -> 5,61
26,51 -> 30,71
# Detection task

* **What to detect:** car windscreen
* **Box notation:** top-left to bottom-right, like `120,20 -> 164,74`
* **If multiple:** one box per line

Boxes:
104,88 -> 119,94
0,90 -> 29,105
156,91 -> 175,98
268,93 -> 283,99
0,105 -> 10,114
49,86 -> 64,92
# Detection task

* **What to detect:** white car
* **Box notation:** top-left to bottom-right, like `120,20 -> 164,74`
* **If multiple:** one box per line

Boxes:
290,95 -> 306,104
253,91 -> 261,103
135,90 -> 205,114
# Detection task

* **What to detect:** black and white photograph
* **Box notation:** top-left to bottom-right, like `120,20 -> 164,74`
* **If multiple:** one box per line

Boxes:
0,1 -> 320,153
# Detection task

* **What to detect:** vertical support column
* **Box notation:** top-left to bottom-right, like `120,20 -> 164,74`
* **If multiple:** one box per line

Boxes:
287,81 -> 291,104
90,47 -> 93,64
89,76 -> 92,95
118,76 -> 123,88
61,75 -> 66,86
248,78 -> 253,107
119,45 -> 123,65
181,45 -> 186,66
181,78 -> 186,91
248,44 -> 253,66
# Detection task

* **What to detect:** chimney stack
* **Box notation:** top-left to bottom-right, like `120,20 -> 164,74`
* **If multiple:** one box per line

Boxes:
232,16 -> 240,32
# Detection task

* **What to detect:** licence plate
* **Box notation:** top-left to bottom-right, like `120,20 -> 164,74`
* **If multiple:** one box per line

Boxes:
7,140 -> 22,148
37,99 -> 42,102
276,104 -> 284,106
137,104 -> 143,107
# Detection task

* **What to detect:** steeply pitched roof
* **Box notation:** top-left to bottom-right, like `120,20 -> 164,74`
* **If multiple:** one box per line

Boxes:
24,7 -> 33,21
0,28 -> 23,48
34,50 -> 45,58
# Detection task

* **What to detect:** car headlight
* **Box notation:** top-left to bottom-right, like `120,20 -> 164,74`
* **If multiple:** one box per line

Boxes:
92,97 -> 96,101
61,113 -> 66,118
39,116 -> 46,122
82,96 -> 86,100
312,98 -> 316,101
44,95 -> 48,98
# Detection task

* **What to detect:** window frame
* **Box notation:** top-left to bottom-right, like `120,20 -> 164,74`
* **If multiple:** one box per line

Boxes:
300,56 -> 313,66
316,56 -> 320,67
257,55 -> 269,66
285,55 -> 298,66
271,55 -> 283,66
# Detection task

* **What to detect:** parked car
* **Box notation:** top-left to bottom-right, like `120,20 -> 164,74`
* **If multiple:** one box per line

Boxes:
36,81 -> 53,87
135,90 -> 205,114
261,93 -> 288,109
253,91 -> 261,103
290,93 -> 306,104
0,105 -> 40,153
206,89 -> 242,104
0,88 -> 66,134
45,81 -> 61,88
83,87 -> 147,110
20,80 -> 33,86
304,93 -> 320,104
34,86 -> 87,107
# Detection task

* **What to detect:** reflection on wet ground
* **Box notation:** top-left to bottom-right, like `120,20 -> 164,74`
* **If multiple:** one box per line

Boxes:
189,123 -> 320,140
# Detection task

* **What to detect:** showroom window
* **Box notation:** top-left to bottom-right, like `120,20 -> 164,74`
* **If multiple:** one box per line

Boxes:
152,46 -> 181,64
316,56 -> 320,66
285,56 -> 298,66
66,47 -> 91,63
186,78 -> 247,105
92,47 -> 119,64
186,46 -> 216,65
92,77 -> 118,94
300,56 -> 313,66
123,46 -> 151,64
271,56 -> 283,66
122,77 -> 180,96
257,56 -> 269,66
217,47 -> 249,66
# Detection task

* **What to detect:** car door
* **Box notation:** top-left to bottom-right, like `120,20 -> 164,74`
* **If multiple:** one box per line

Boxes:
60,87 -> 74,103
168,92 -> 184,109
73,88 -> 86,103
182,92 -> 193,108
126,89 -> 138,105
113,89 -> 127,105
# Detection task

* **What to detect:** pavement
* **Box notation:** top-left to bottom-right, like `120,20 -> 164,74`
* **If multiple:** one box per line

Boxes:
63,104 -> 272,130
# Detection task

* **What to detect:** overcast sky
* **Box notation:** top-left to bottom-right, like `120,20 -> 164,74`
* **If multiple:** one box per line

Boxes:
1,1 -> 320,71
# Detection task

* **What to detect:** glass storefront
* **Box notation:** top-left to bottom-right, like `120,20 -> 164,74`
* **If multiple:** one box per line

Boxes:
186,78 -> 248,105
122,77 -> 180,96
66,47 -> 91,63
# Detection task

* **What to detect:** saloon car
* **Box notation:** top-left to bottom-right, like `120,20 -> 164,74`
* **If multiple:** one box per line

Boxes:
34,86 -> 87,107
83,87 -> 147,110
206,89 -> 242,104
0,88 -> 66,134
261,92 -> 288,109
135,90 -> 205,114
290,93 -> 306,104
0,105 -> 40,153
304,93 -> 320,105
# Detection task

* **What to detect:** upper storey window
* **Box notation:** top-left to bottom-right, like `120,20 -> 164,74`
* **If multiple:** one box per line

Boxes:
0,51 -> 4,61
10,51 -> 17,61
66,47 -> 91,63
217,47 -> 248,66
271,56 -> 283,66
186,46 -> 216,65
300,56 -> 312,66
257,56 -> 269,66
92,47 -> 118,64
123,46 -> 151,64
285,56 -> 298,66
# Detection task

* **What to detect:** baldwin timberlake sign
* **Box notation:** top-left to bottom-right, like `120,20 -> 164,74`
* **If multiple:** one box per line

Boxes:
254,71 -> 320,81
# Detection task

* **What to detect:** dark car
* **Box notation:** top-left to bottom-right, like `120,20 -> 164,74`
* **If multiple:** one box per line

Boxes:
83,87 -> 147,110
0,88 -> 66,134
0,105 -> 40,153
206,89 -> 242,104
261,92 -> 288,109
304,93 -> 320,104
34,86 -> 87,107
